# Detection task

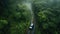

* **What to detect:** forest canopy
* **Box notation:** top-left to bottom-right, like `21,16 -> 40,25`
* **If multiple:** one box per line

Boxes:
0,0 -> 60,34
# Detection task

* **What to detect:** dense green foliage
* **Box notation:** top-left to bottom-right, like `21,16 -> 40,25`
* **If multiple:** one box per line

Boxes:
0,0 -> 60,34
0,0 -> 31,34
33,0 -> 60,34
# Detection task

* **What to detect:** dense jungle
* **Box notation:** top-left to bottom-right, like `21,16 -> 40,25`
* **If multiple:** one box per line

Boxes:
0,0 -> 60,34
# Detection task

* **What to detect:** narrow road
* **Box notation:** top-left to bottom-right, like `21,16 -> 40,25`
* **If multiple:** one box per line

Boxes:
27,13 -> 36,34
22,0 -> 36,34
27,4 -> 36,34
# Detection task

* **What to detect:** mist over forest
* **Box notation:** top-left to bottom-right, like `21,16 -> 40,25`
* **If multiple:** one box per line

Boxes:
0,0 -> 60,34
